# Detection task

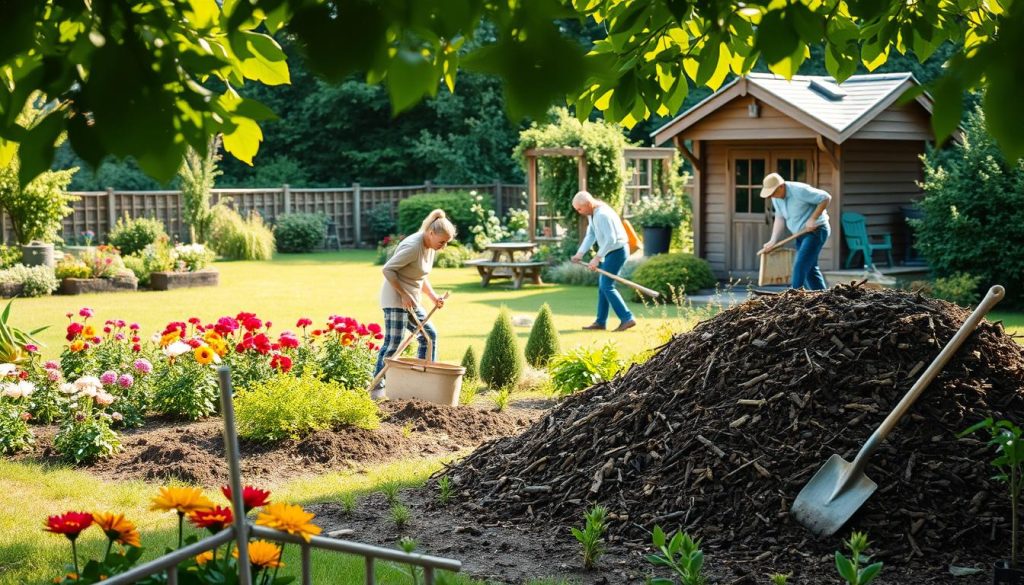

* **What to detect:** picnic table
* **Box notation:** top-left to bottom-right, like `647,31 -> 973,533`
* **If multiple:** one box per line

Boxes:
464,242 -> 546,289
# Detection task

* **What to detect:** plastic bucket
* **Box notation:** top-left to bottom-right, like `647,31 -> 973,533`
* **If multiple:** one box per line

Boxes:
384,357 -> 465,406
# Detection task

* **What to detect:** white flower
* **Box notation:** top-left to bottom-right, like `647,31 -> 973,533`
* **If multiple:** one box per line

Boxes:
0,363 -> 17,377
74,376 -> 102,397
163,340 -> 192,358
59,382 -> 78,395
94,392 -> 115,406
15,381 -> 33,397
2,383 -> 21,398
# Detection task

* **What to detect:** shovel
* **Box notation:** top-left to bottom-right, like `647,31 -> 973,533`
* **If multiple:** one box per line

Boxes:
791,284 -> 1005,537
366,292 -> 449,394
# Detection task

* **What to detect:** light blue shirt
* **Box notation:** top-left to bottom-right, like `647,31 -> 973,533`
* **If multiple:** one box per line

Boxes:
576,204 -> 627,259
772,182 -> 831,235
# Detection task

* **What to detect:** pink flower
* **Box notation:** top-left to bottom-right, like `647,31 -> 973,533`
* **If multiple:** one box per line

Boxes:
100,371 -> 117,385
116,320 -> 126,328
47,370 -> 63,383
278,332 -> 299,349
115,333 -> 125,341
79,308 -> 94,318
94,392 -> 115,406
91,336 -> 102,345
129,323 -> 140,331
111,412 -> 123,422
24,344 -> 38,353
296,318 -> 313,328
103,326 -> 112,334
44,360 -> 60,370
133,359 -> 152,374
117,374 -> 134,389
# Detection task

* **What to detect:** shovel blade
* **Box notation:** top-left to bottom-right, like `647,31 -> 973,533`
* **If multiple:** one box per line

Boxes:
791,454 -> 878,537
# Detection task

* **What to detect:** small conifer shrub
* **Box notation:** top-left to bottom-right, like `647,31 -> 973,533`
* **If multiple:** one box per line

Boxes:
479,307 -> 523,390
525,303 -> 560,368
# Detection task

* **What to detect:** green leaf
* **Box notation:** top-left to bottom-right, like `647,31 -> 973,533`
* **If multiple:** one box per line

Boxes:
835,552 -> 856,582
0,0 -> 36,66
17,110 -> 63,187
756,10 -> 798,64
286,2 -> 388,83
930,75 -> 963,144
386,48 -> 436,115
825,45 -> 858,82
186,0 -> 221,29
221,116 -> 262,166
768,44 -> 807,78
789,3 -> 824,42
652,525 -> 666,548
238,32 -> 290,86
860,561 -> 884,584
694,39 -> 721,87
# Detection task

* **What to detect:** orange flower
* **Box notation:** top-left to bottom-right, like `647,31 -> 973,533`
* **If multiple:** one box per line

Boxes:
193,346 -> 214,365
209,339 -> 228,357
150,487 -> 214,515
159,331 -> 180,347
203,330 -> 223,343
255,502 -> 321,542
233,540 -> 283,569
82,325 -> 96,338
195,551 -> 214,566
93,512 -> 141,547
69,340 -> 85,353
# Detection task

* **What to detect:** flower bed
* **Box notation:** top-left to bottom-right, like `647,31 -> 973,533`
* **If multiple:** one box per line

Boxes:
1,306 -> 387,464
59,275 -> 138,295
149,268 -> 220,290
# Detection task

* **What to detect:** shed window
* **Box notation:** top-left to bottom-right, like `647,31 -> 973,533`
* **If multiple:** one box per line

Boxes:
734,158 -> 766,214
777,158 -> 808,183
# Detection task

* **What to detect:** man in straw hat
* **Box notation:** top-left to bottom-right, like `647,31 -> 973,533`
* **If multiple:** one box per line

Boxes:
760,172 -> 832,290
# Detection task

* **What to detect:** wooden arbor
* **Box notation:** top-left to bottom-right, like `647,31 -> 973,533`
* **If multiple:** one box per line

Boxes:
523,145 -> 680,242
523,147 -> 587,242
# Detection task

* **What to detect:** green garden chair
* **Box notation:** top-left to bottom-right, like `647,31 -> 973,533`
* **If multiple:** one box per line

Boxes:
841,212 -> 893,269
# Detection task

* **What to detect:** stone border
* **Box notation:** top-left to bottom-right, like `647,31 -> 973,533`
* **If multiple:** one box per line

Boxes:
149,269 -> 220,291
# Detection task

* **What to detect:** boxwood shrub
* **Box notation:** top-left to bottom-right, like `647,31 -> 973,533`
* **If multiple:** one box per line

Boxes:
397,191 -> 490,241
107,216 -> 168,256
275,213 -> 328,253
630,253 -> 715,300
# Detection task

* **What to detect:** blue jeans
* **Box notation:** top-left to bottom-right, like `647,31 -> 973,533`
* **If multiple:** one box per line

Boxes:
596,247 -> 634,326
792,225 -> 830,290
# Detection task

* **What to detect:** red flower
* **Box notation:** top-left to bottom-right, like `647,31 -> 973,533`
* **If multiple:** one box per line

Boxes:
278,332 -> 299,349
45,512 -> 93,540
367,323 -> 382,335
296,318 -> 313,328
185,338 -> 202,348
66,322 -> 83,341
188,317 -> 201,325
102,326 -> 111,334
374,333 -> 383,340
129,323 -> 140,331
189,506 -> 233,532
215,317 -> 239,336
132,344 -> 141,352
269,353 -> 292,373
78,308 -> 94,318
221,485 -> 271,513
311,329 -> 323,337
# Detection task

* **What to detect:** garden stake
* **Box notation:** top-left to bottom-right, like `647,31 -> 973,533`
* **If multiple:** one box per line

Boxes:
365,292 -> 449,394
791,285 -> 1006,537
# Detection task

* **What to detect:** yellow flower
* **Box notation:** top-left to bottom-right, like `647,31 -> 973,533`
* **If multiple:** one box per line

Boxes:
203,330 -> 223,343
195,551 -> 214,566
255,503 -> 321,542
92,512 -> 141,547
70,340 -> 85,353
209,339 -> 228,357
194,346 -> 214,365
150,487 -> 214,515
233,540 -> 284,569
160,331 -> 180,347
83,325 -> 96,338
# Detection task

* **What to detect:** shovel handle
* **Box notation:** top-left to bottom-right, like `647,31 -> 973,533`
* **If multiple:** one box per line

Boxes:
366,292 -> 449,391
756,229 -> 813,256
849,285 -> 1005,473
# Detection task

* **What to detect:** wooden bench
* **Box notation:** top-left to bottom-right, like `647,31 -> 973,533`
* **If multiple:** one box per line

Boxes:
464,259 -> 547,289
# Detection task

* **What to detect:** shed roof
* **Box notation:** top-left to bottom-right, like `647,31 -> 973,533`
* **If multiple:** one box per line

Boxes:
652,72 -> 939,145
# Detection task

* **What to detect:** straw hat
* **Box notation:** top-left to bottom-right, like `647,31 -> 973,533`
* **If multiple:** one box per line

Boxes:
760,172 -> 785,199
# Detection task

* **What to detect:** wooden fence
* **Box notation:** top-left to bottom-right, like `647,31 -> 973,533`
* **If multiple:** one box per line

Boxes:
10,182 -> 528,247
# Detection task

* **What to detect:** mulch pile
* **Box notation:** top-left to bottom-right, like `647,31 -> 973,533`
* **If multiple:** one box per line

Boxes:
445,284 -> 1024,576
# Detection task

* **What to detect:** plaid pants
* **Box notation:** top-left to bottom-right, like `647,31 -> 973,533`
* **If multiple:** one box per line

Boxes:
373,307 -> 438,381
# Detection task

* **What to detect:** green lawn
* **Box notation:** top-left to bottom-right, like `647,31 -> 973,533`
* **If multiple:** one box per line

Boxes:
11,250 -> 710,364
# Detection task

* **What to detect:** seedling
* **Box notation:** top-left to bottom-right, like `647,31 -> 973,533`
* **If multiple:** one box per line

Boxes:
378,479 -> 401,505
401,421 -> 415,438
960,418 -> 1024,567
571,505 -> 607,570
437,476 -> 454,506
395,537 -> 424,584
340,492 -> 356,515
646,525 -> 706,585
769,573 -> 791,585
494,387 -> 512,412
835,531 -> 882,585
391,502 -> 411,529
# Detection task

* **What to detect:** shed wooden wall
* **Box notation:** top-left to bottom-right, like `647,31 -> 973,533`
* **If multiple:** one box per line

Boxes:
840,139 -> 927,266
684,100 -> 818,141
700,139 -> 840,278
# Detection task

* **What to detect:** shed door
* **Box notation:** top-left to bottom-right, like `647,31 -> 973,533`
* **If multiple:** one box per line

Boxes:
729,151 -> 814,273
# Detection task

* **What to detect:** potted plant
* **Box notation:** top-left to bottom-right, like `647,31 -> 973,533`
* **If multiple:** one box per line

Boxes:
629,194 -> 685,256
961,418 -> 1024,584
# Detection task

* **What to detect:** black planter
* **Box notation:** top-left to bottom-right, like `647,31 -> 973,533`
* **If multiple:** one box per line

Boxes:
21,242 -> 54,268
642,226 -> 672,256
995,560 -> 1024,584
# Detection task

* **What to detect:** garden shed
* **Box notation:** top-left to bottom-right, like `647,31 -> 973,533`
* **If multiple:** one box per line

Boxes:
653,72 -> 952,280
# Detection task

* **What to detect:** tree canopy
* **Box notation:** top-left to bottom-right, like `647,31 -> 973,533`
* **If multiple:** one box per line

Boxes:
1,0 -> 1018,189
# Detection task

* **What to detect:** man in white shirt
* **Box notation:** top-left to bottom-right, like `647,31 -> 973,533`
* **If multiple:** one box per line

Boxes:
570,191 -> 636,332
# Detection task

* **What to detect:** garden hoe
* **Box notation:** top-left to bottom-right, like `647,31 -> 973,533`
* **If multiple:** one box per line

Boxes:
366,292 -> 449,394
791,284 -> 1005,537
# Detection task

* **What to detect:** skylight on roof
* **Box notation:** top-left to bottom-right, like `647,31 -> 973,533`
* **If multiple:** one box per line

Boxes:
809,79 -> 847,100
